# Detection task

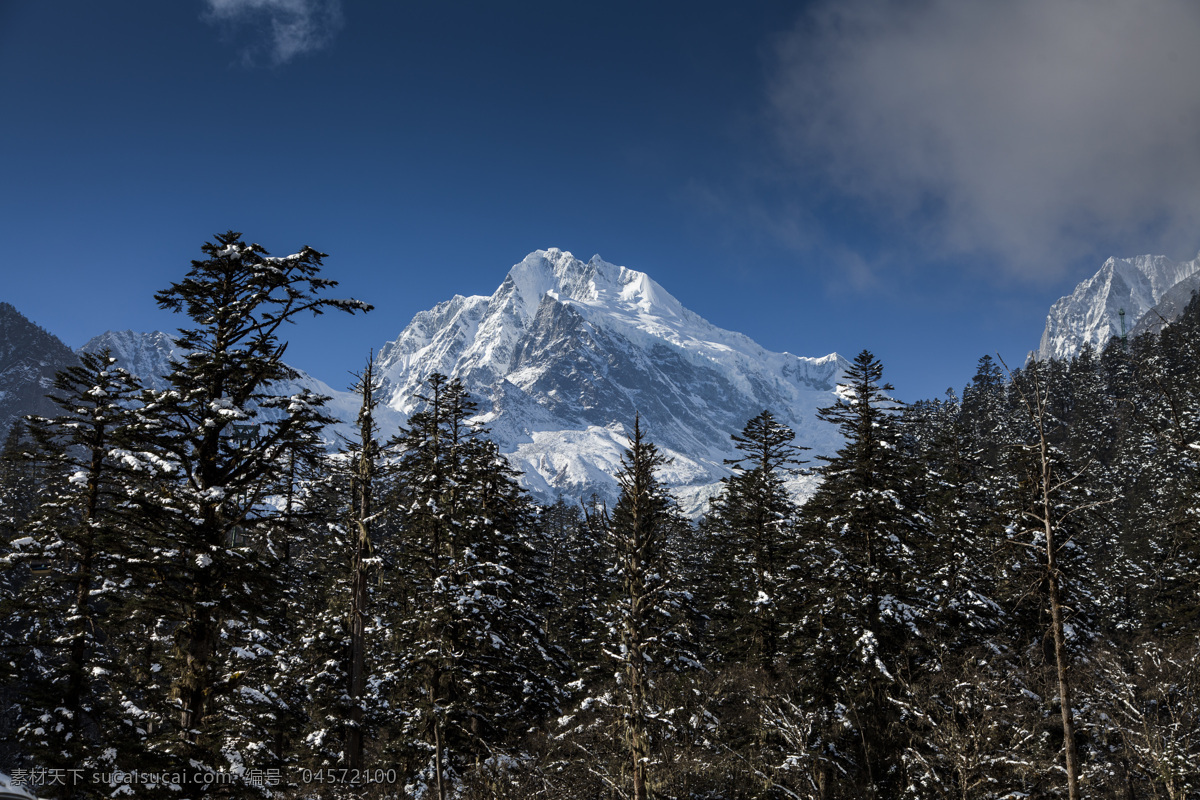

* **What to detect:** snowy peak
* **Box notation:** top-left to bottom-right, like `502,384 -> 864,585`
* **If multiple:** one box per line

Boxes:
1037,252 -> 1200,361
375,249 -> 847,512
500,249 -> 688,323
80,330 -> 182,385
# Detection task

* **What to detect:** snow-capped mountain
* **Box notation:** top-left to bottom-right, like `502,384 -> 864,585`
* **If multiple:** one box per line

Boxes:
79,329 -> 181,387
0,303 -> 80,440
79,330 -> 400,445
376,248 -> 848,512
1036,253 -> 1200,361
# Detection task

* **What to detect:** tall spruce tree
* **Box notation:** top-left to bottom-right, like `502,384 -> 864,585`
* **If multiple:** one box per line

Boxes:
705,410 -> 808,672
5,351 -> 167,788
799,349 -> 923,797
599,416 -> 696,800
388,373 -> 557,796
1001,355 -> 1115,800
290,357 -> 392,778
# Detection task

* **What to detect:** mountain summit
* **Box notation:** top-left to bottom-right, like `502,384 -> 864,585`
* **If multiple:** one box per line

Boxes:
376,249 -> 848,511
1036,253 -> 1200,361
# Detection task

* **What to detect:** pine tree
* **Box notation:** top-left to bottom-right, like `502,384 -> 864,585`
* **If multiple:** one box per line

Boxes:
797,349 -> 923,797
705,410 -> 808,673
1127,292 -> 1200,633
902,389 -> 1008,643
388,373 -> 557,796
344,358 -> 383,769
282,448 -> 360,776
533,498 -> 607,674
1001,356 -> 1113,800
2,351 -> 173,787
132,231 -> 371,779
596,416 -> 696,800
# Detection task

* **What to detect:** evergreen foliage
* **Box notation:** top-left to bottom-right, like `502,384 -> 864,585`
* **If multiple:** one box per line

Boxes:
704,410 -> 807,671
385,373 -> 557,797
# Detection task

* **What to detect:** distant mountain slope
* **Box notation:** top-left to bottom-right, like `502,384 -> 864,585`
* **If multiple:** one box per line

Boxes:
0,302 -> 79,439
79,330 -> 400,445
375,248 -> 848,512
79,329 -> 180,387
1036,253 -> 1200,360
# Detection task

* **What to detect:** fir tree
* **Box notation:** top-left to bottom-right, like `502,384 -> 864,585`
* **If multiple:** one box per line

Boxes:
1001,355 -> 1113,800
345,358 -> 384,769
5,352 -> 170,787
388,373 -> 557,796
594,416 -> 697,800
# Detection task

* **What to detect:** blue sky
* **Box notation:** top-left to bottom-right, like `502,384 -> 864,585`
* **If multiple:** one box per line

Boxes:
4,1 -> 1200,402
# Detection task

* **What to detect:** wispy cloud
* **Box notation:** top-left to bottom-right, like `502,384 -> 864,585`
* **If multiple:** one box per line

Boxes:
204,0 -> 343,65
769,0 -> 1200,279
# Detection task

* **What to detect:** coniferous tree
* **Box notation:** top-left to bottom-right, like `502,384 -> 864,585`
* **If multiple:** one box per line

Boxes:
705,410 -> 808,673
0,422 -> 42,540
388,373 -> 557,797
798,349 -> 923,797
131,231 -> 371,781
285,448 -> 360,775
593,416 -> 697,800
3,352 -> 169,788
1001,356 -> 1115,800
291,357 -> 395,782
534,498 -> 608,674
345,358 -> 384,770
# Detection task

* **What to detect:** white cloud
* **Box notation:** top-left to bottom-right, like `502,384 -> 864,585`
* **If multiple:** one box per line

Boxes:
205,0 -> 343,65
769,0 -> 1200,279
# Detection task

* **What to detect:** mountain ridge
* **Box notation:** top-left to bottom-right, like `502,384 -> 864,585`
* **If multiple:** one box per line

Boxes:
1,249 -> 846,514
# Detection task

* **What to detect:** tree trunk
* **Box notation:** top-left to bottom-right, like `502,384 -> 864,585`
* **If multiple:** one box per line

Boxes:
179,606 -> 216,738
628,579 -> 650,800
347,360 -> 376,769
347,519 -> 369,768
1006,356 -> 1084,800
1038,402 -> 1081,800
1045,519 -> 1081,800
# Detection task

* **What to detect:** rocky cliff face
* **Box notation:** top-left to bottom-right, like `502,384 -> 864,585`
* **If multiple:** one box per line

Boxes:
1128,271 -> 1200,339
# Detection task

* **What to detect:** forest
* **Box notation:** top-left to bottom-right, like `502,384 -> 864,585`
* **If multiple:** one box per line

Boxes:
1,232 -> 1198,799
